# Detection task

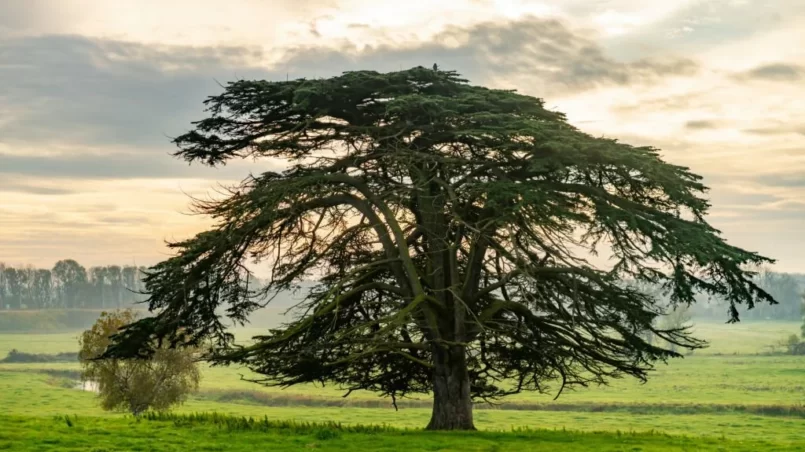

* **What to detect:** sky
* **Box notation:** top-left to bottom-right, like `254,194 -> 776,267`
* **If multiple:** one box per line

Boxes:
1,0 -> 804,276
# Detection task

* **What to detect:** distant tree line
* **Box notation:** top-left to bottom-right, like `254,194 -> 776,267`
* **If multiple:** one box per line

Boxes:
629,268 -> 804,323
691,269 -> 804,322
2,259 -> 801,322
0,259 -> 148,310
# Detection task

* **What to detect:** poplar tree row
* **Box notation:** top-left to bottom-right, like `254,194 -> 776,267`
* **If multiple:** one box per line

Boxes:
1,258 -> 800,320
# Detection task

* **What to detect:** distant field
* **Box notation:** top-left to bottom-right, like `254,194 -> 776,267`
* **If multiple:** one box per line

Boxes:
2,320 -> 799,356
7,354 -> 803,409
0,309 -> 131,333
0,320 -> 803,449
2,321 -> 802,407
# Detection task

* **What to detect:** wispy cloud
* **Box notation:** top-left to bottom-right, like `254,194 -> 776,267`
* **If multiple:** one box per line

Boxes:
737,63 -> 805,81
279,16 -> 699,94
0,151 -> 280,181
684,119 -> 721,129
744,126 -> 805,136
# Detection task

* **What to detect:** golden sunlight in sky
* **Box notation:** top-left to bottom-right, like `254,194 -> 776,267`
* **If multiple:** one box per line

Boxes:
1,0 -> 804,275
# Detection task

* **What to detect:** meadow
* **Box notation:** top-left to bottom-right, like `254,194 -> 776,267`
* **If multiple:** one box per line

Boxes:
0,319 -> 803,450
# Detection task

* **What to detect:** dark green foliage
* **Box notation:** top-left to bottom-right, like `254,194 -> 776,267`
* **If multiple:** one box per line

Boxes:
104,67 -> 775,429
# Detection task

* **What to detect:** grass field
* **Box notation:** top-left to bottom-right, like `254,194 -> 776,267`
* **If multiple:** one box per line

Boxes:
1,320 -> 803,450
4,414 -> 796,452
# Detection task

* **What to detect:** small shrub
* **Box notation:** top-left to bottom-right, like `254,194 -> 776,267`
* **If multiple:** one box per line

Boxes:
79,309 -> 201,416
782,334 -> 805,356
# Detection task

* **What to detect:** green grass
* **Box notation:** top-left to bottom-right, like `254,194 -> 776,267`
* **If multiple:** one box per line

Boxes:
1,320 -> 804,450
187,355 -> 805,408
2,373 -> 804,444
1,413 -> 802,451
5,355 -> 804,409
4,324 -> 803,408
0,332 -> 82,356
1,369 -> 803,438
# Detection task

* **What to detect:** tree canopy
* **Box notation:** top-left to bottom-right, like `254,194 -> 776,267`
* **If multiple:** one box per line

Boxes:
105,66 -> 776,430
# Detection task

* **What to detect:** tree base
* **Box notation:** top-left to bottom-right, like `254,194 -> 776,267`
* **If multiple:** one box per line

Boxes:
426,345 -> 476,430
425,418 -> 477,431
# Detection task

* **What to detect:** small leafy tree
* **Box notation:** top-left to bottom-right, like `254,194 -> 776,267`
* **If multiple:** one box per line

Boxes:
79,310 -> 201,416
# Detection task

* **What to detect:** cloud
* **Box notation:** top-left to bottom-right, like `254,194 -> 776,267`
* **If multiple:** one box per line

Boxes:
0,0 -> 339,48
0,1 -> 57,34
685,119 -> 720,129
738,63 -> 805,82
0,227 -> 166,268
0,7 -> 803,272
0,20 -> 700,180
279,16 -> 699,94
612,89 -> 713,114
703,170 -> 805,224
751,173 -> 805,188
95,215 -> 155,225
742,123 -> 805,136
598,0 -> 793,60
0,34 -> 274,151
0,177 -> 79,195
0,151 -> 281,181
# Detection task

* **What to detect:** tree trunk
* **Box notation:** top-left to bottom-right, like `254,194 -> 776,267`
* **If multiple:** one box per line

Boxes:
426,345 -> 475,430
